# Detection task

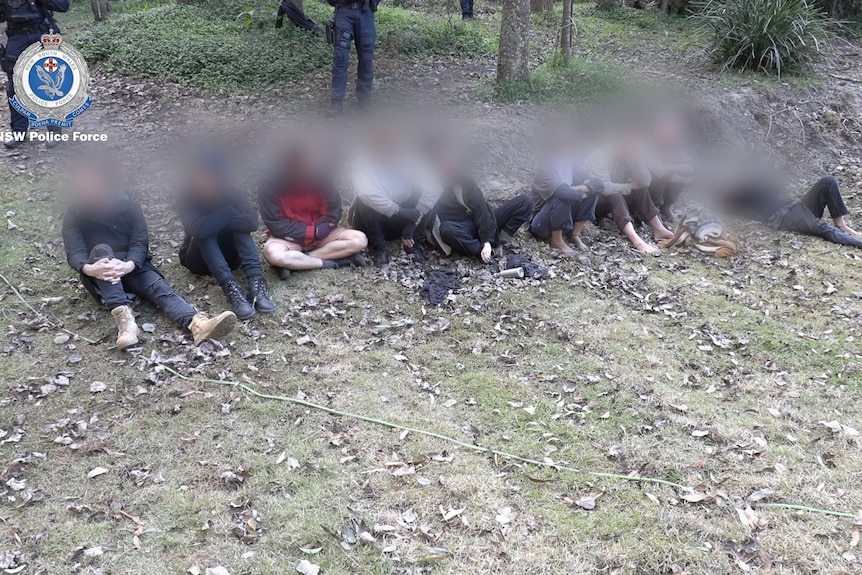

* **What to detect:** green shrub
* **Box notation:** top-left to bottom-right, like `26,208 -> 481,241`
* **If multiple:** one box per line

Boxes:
692,0 -> 833,76
77,1 -> 494,91
494,57 -> 635,104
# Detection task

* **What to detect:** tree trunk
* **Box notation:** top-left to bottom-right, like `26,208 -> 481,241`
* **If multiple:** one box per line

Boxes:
497,0 -> 531,84
530,0 -> 553,12
559,0 -> 573,60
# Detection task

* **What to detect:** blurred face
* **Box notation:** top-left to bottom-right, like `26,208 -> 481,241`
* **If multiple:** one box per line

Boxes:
71,164 -> 117,208
653,115 -> 683,149
186,167 -> 223,201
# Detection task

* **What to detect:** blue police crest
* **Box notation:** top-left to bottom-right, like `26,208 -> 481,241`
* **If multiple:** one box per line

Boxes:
11,31 -> 92,129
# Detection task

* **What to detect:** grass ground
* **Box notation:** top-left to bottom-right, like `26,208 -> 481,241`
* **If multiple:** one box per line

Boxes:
2,165 -> 861,574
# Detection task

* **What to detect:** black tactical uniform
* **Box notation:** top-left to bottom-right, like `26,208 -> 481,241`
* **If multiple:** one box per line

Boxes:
2,0 -> 69,148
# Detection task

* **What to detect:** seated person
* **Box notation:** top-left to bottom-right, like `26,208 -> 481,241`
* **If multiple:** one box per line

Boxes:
584,129 -> 674,255
260,143 -> 367,279
646,111 -> 694,222
720,174 -> 862,248
62,158 -> 237,351
529,126 -> 603,253
429,145 -> 532,264
177,151 -> 275,321
351,130 -> 442,267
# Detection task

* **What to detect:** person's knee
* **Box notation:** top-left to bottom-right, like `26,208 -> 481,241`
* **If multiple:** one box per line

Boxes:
514,195 -> 533,215
262,240 -> 284,263
438,221 -> 460,242
819,175 -> 839,190
345,229 -> 368,251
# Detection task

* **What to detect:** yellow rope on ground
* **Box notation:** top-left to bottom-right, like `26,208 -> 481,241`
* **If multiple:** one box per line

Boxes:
160,366 -> 857,520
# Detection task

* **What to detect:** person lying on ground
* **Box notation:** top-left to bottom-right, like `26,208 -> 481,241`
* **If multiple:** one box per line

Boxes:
646,111 -> 694,223
350,129 -> 442,267
61,158 -> 237,351
720,174 -> 862,248
429,144 -> 532,266
260,143 -> 368,280
177,150 -> 275,321
529,126 -> 604,253
584,129 -> 674,255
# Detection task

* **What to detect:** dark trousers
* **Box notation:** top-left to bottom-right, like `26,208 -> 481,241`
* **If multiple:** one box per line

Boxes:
595,189 -> 659,232
460,0 -> 474,17
649,177 -> 684,208
530,194 -> 598,240
777,176 -> 862,248
331,6 -> 376,103
4,32 -> 40,132
82,245 -> 197,328
353,200 -> 429,253
440,196 -> 533,256
179,232 -> 263,286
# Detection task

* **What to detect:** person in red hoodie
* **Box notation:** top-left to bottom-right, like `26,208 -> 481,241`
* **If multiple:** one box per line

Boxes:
260,143 -> 368,280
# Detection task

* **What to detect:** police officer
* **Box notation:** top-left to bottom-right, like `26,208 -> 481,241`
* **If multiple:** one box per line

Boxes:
327,0 -> 378,117
1,0 -> 69,149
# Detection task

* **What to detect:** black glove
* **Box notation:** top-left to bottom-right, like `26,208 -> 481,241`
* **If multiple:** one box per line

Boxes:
585,177 -> 605,195
398,207 -> 421,224
314,220 -> 331,241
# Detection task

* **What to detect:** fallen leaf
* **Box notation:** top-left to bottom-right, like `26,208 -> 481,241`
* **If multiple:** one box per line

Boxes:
87,467 -> 109,479
575,493 -> 601,510
205,567 -> 231,575
296,559 -> 320,575
89,381 -> 107,393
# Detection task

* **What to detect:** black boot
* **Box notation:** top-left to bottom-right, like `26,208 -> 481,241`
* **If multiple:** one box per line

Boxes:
326,100 -> 344,118
221,279 -> 256,321
372,249 -> 389,268
247,276 -> 276,314
407,245 -> 426,264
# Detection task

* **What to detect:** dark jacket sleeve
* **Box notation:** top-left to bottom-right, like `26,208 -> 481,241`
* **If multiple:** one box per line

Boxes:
463,178 -> 497,244
324,180 -> 343,225
178,199 -> 239,240
553,183 -> 586,203
61,210 -> 89,273
42,0 -> 70,12
126,202 -> 150,269
226,191 -> 260,234
258,178 -> 311,241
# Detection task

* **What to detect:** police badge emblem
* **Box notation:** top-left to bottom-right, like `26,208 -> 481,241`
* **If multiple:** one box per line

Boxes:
10,30 -> 92,128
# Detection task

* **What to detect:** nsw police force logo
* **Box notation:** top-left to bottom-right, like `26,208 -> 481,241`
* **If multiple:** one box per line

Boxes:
11,31 -> 92,128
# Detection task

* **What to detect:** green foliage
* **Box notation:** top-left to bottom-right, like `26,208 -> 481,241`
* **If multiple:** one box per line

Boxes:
76,1 -> 494,91
692,0 -> 834,76
494,57 -> 634,104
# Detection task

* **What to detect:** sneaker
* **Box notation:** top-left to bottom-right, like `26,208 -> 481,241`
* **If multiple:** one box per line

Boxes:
275,266 -> 292,281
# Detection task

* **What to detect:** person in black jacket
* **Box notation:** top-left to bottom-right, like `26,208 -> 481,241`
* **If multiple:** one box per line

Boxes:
430,146 -> 532,264
61,158 -> 237,351
719,174 -> 862,248
177,152 -> 275,320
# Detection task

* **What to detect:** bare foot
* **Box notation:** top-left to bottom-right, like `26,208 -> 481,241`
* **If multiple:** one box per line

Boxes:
634,240 -> 661,256
838,225 -> 860,236
570,235 -> 589,251
550,240 -> 575,254
654,229 -> 675,240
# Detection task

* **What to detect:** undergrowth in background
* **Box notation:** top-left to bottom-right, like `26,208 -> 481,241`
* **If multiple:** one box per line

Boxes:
76,0 -> 494,91
691,0 -> 834,76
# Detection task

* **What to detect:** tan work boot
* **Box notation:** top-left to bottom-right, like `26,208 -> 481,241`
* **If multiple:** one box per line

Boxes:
189,311 -> 237,346
111,305 -> 140,350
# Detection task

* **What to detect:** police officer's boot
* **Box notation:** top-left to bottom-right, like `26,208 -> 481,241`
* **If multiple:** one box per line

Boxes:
221,279 -> 256,321
46,126 -> 62,150
327,100 -> 344,118
3,132 -> 28,149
